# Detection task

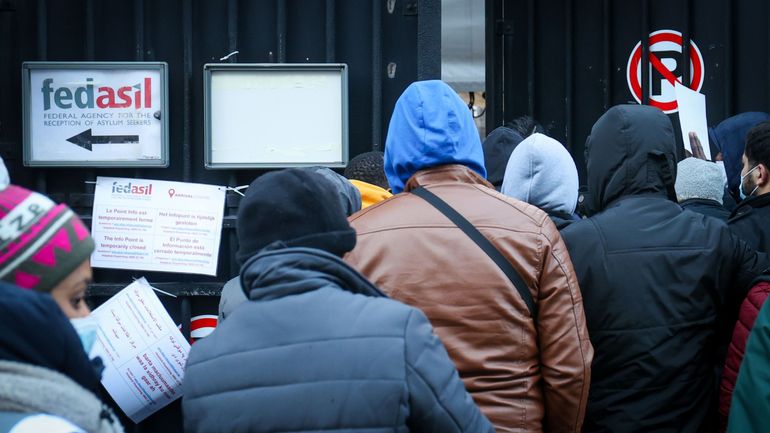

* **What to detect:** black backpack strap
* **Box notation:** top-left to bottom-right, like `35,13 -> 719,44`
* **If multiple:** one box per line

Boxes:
411,187 -> 538,319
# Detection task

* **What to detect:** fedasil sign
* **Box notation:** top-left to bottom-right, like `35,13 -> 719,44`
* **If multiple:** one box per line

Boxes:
22,62 -> 169,167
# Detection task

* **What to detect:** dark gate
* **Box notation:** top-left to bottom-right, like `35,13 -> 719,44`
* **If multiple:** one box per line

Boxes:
486,0 -> 770,179
0,0 -> 440,431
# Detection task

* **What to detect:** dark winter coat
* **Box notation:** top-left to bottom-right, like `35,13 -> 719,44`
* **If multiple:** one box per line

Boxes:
729,192 -> 770,253
183,246 -> 493,433
561,105 -> 769,433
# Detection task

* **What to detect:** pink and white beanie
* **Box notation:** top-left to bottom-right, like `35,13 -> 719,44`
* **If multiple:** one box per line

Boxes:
0,185 -> 94,291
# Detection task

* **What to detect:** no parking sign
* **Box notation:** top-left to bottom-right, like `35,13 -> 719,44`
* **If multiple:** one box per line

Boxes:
626,30 -> 705,114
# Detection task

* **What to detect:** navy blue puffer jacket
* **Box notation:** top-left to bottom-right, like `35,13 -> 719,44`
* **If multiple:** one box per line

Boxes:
182,246 -> 493,433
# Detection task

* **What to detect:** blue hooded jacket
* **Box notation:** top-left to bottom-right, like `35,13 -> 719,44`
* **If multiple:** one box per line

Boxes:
708,112 -> 770,196
384,80 -> 486,194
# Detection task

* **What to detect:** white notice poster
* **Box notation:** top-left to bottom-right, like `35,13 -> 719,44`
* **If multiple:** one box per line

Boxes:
90,279 -> 191,423
91,176 -> 226,276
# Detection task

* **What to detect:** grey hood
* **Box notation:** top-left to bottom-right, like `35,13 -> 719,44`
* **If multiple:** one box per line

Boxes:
501,133 -> 579,215
306,167 -> 362,216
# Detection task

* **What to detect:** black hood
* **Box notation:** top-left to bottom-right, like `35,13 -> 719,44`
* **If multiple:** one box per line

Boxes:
585,105 -> 678,212
482,126 -> 524,190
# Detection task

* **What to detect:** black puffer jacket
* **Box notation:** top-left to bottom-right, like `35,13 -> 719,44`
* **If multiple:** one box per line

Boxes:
561,105 -> 769,433
729,192 -> 770,252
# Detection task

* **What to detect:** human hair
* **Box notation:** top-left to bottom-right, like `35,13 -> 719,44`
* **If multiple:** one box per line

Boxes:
506,116 -> 546,138
744,120 -> 770,170
344,151 -> 389,190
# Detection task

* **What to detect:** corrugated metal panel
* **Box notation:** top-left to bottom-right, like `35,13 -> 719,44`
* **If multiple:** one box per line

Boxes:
0,1 -> 440,431
487,0 -> 770,180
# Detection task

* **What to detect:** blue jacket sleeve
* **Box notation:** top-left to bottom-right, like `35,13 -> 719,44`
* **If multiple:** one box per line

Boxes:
404,309 -> 495,433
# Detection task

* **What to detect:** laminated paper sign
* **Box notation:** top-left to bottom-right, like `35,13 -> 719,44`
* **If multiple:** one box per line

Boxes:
23,63 -> 169,167
91,176 -> 226,276
90,279 -> 191,423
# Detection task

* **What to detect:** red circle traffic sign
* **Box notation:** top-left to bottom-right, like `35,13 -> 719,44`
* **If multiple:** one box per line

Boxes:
626,30 -> 704,114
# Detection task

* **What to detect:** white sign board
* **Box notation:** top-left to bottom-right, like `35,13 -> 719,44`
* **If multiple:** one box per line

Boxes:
675,82 -> 712,160
90,279 -> 191,423
23,62 -> 169,167
205,64 -> 349,168
91,177 -> 226,276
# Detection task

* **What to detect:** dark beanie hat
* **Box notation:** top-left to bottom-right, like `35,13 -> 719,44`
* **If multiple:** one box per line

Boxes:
483,126 -> 525,190
236,169 -> 357,264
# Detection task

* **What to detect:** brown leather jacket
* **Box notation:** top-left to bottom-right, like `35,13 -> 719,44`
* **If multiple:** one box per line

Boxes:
345,164 -> 593,433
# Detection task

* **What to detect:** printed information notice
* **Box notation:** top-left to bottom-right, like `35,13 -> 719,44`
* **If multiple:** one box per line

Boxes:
91,176 -> 226,276
91,279 -> 191,423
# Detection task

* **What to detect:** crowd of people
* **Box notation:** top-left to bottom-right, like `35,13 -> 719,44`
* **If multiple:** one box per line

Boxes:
1,79 -> 769,432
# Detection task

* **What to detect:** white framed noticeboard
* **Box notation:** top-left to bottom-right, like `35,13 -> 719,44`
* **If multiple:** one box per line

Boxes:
204,63 -> 349,169
22,62 -> 169,167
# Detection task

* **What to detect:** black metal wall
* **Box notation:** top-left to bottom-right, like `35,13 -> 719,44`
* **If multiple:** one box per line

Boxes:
486,0 -> 770,180
0,0 -> 440,294
0,0 -> 439,431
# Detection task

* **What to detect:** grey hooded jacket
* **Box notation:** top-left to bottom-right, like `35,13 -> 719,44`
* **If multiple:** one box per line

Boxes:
501,133 -> 580,229
184,247 -> 493,433
0,361 -> 122,433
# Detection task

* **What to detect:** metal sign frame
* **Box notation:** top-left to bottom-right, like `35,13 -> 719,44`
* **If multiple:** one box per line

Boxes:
203,63 -> 349,169
22,62 -> 170,167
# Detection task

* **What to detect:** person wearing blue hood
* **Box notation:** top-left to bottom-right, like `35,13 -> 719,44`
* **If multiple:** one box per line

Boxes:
708,111 -> 770,205
345,80 -> 593,433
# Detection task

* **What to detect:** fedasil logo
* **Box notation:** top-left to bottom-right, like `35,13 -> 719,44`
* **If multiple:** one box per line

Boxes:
112,181 -> 153,197
42,77 -> 152,111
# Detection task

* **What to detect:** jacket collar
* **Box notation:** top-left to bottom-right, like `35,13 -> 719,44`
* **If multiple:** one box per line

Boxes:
730,192 -> 770,219
240,246 -> 386,301
680,198 -> 724,208
403,164 -> 494,192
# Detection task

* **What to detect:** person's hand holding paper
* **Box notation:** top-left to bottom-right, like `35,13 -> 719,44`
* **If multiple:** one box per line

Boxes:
676,81 -> 712,161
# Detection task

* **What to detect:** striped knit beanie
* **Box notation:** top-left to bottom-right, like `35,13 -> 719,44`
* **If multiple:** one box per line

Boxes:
0,185 -> 94,291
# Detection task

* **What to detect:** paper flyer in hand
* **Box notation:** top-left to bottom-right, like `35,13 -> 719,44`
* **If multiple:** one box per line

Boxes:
675,82 -> 712,160
90,279 -> 190,423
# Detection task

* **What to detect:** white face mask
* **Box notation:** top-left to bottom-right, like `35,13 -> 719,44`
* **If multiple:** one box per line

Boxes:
740,165 -> 760,200
69,316 -> 99,355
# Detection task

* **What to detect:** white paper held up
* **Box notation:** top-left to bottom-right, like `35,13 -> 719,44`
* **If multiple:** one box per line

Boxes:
675,82 -> 711,160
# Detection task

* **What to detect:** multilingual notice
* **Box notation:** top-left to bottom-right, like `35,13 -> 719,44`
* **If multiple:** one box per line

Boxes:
91,176 -> 226,276
90,279 -> 191,423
